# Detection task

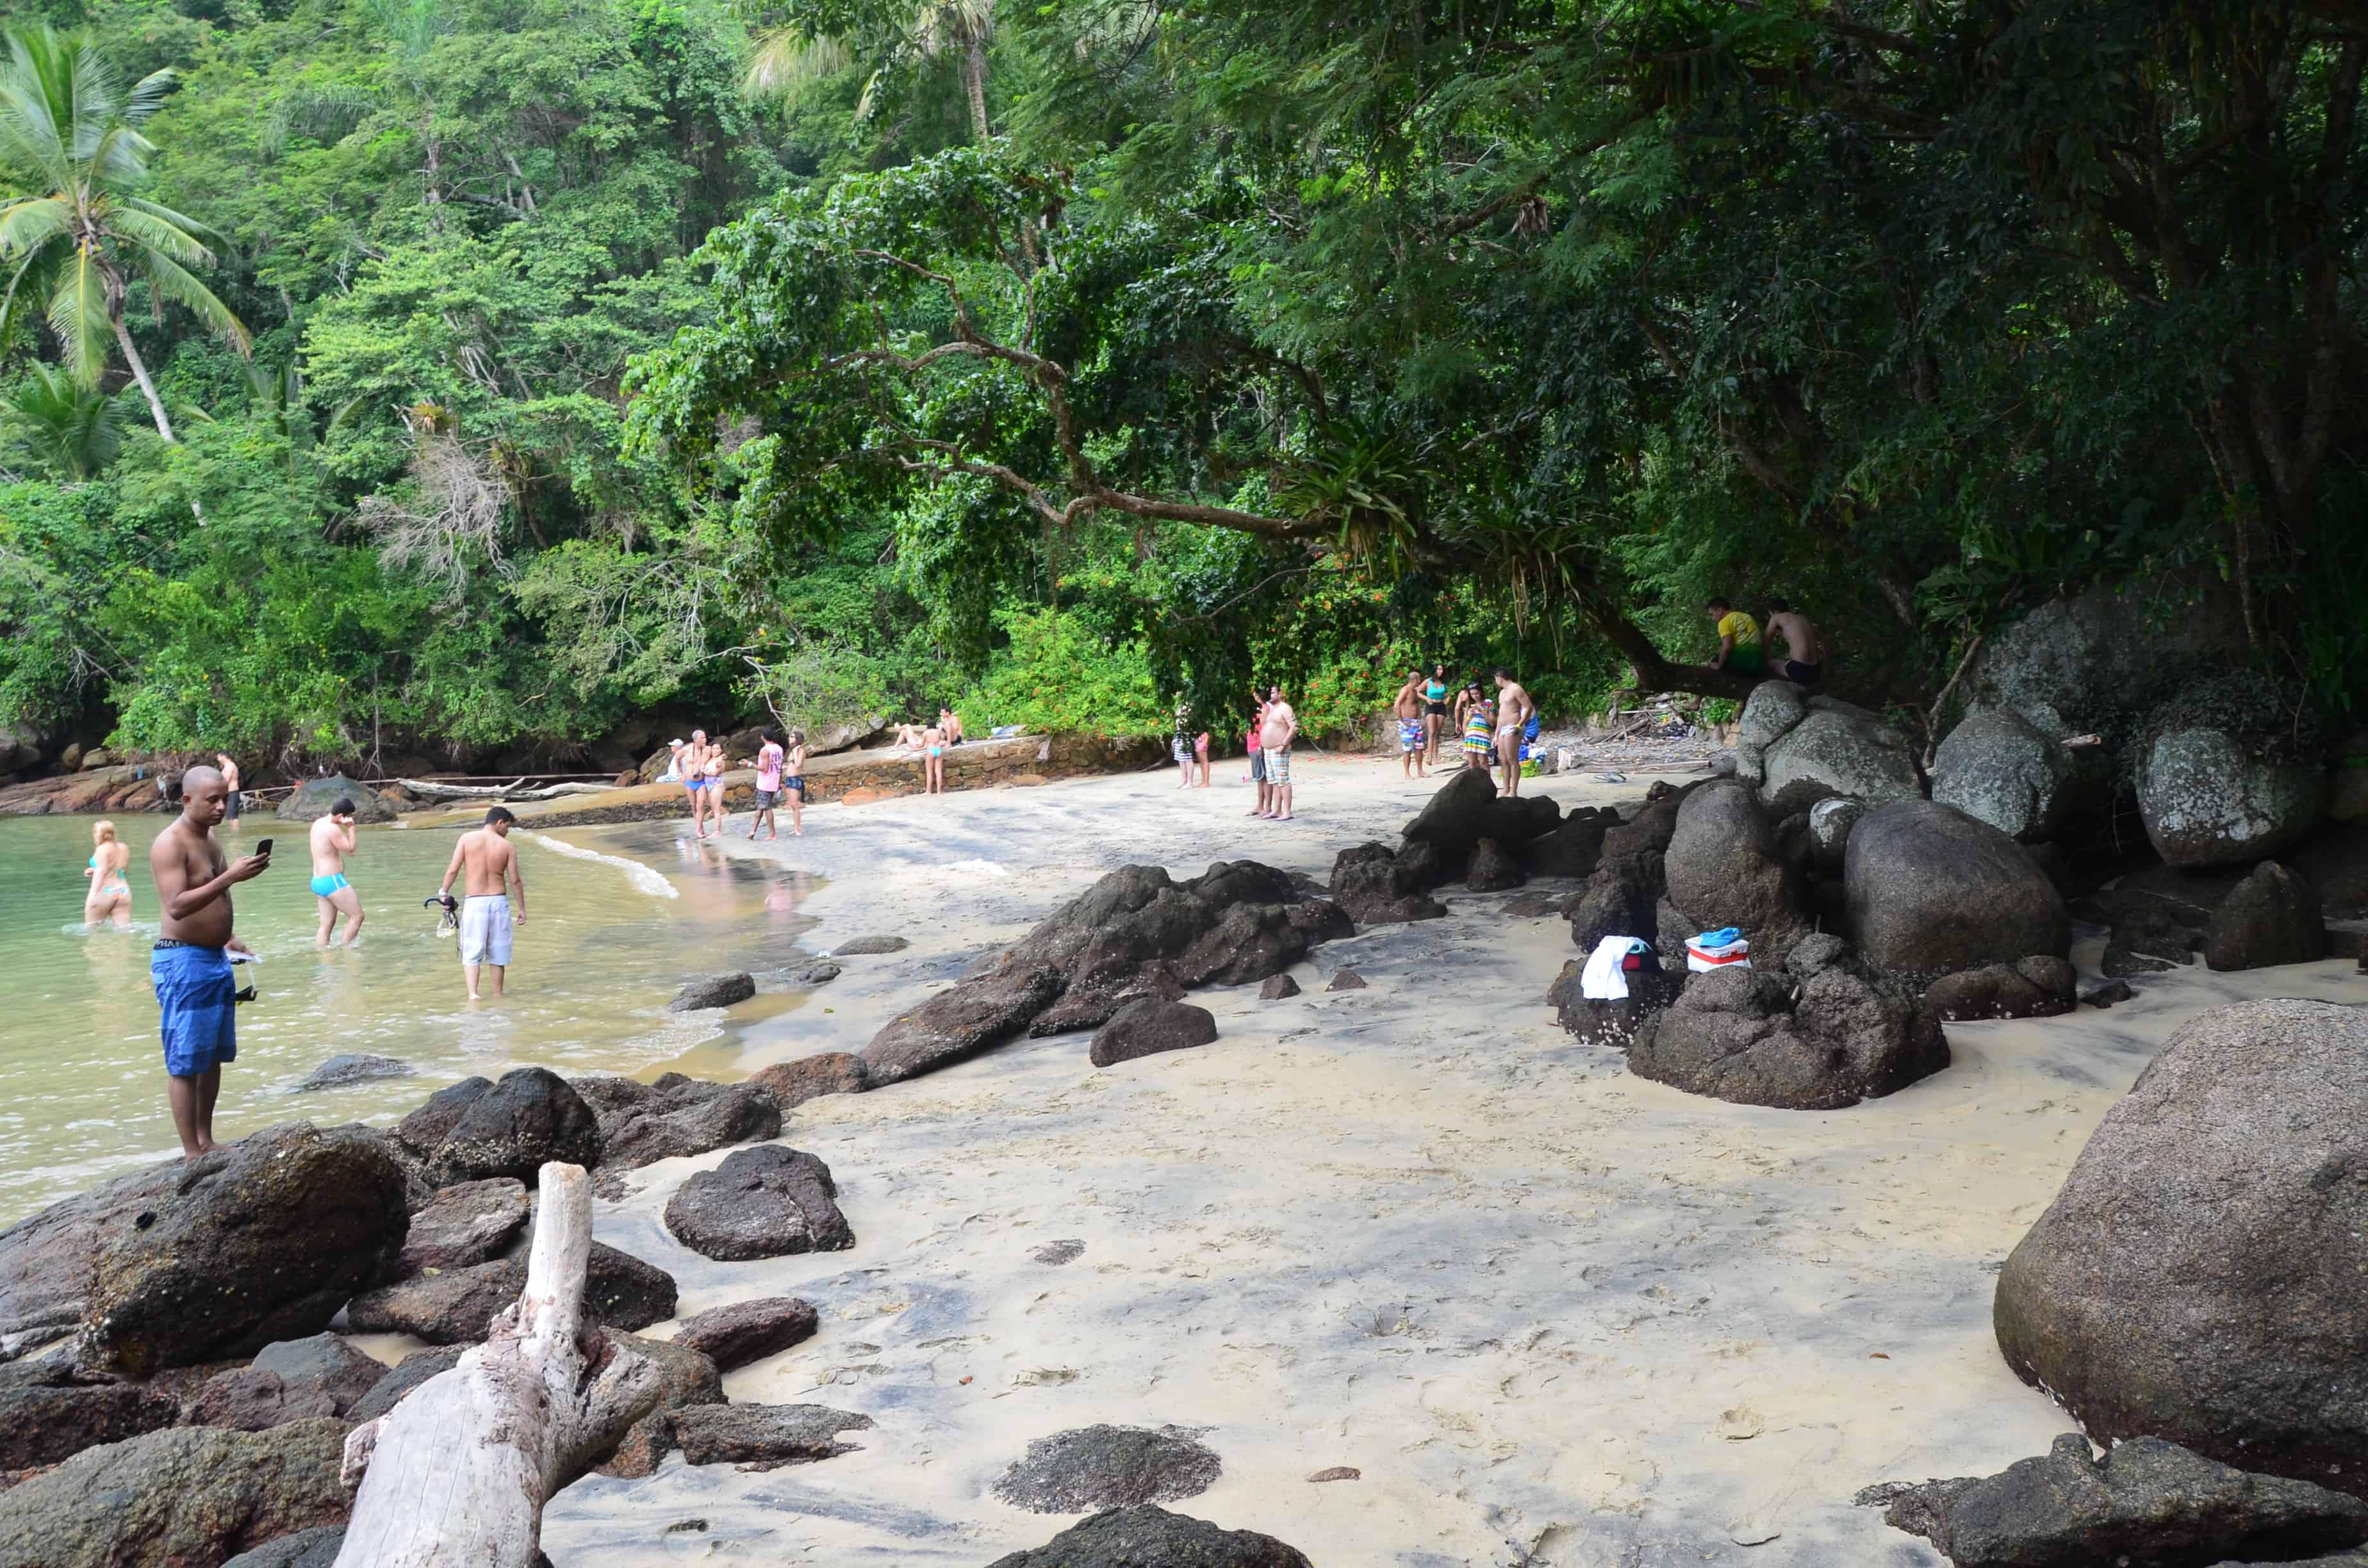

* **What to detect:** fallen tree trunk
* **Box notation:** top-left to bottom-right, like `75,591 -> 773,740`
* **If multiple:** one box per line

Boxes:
398,778 -> 618,803
334,1163 -> 663,1568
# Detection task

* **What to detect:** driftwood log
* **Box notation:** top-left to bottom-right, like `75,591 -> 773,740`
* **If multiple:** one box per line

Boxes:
398,778 -> 616,803
335,1162 -> 664,1567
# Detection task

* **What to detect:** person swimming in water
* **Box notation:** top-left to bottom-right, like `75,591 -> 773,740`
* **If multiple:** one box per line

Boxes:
83,819 -> 133,927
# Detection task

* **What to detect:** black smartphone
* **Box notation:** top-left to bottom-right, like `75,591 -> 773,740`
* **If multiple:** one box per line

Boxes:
254,838 -> 274,857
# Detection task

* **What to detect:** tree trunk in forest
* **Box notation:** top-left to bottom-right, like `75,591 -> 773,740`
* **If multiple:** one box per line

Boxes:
113,318 -> 176,443
1577,593 -> 1766,702
962,34 -> 990,144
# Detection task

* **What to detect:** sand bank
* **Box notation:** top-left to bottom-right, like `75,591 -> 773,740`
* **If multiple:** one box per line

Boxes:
536,755 -> 2364,1565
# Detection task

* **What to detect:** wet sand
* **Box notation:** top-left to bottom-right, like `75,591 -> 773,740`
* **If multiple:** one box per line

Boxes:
529,755 -> 2365,1565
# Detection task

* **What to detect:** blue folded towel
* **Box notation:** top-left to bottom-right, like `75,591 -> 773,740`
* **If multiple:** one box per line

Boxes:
1694,927 -> 1741,947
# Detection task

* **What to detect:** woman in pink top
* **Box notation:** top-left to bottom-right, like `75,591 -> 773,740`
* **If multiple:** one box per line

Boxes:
739,728 -> 787,841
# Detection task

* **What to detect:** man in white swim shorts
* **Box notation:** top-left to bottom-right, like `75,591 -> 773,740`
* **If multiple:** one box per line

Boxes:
437,806 -> 527,1000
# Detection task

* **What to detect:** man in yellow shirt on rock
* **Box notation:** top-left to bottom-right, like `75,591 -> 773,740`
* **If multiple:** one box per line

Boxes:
1706,596 -> 1765,675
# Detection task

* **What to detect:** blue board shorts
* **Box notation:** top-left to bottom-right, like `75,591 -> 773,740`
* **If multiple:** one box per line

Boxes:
309,872 -> 350,897
152,941 -> 236,1077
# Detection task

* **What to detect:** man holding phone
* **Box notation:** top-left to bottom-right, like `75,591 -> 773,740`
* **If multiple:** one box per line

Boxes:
149,765 -> 270,1160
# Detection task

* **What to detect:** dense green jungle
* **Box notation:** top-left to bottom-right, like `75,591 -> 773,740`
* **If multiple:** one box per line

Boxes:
1,0 -> 2362,775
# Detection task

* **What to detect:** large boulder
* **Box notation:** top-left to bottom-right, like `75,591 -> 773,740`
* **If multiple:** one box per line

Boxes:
0,1155 -> 236,1355
394,1068 -> 601,1186
219,1525 -> 349,1567
0,1417 -> 350,1568
669,972 -> 755,1012
185,1333 -> 388,1431
991,1425 -> 1222,1514
1565,853 -> 1665,956
1519,811 -> 1613,878
1869,1432 -> 2368,1568
274,774 -> 396,824
1329,843 -> 1449,925
1964,583 -> 2248,740
571,1074 -> 782,1170
1599,785 -> 1688,861
1843,801 -> 2071,984
76,1123 -> 409,1380
663,1145 -> 854,1262
1628,939 -> 1947,1110
1661,781 -> 1808,961
1465,838 -> 1525,892
1089,999 -> 1218,1068
985,1507 -> 1312,1568
1755,696 -> 1924,817
1547,962 -> 1685,1050
1931,707 -> 2089,843
860,963 -> 1065,1084
1731,681 -> 1810,786
1993,1000 -> 2368,1494
2137,726 -> 2327,867
1398,768 -> 1502,856
2204,862 -> 2325,971
345,1346 -> 465,1425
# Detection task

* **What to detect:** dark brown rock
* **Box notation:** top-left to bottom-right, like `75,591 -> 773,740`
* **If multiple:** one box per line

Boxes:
1923,956 -> 2078,1022
345,1345 -> 464,1425
1844,801 -> 2071,983
663,1146 -> 854,1262
1566,853 -> 1665,956
672,1402 -> 873,1469
991,1424 -> 1222,1514
1465,838 -> 1525,892
0,1156 -> 200,1356
185,1334 -> 385,1430
1258,974 -> 1301,1000
346,1242 -> 675,1343
585,1332 -> 724,1481
1090,999 -> 1219,1068
395,1178 -> 528,1276
1629,948 -> 1947,1110
2204,862 -> 2326,971
1663,781 -> 1809,964
670,1297 -> 819,1372
577,1075 -> 782,1170
984,1507 -> 1311,1568
76,1124 -> 410,1380
747,1052 -> 872,1109
670,972 -> 755,1011
1547,961 -> 1685,1049
1519,813 -> 1611,879
860,963 -> 1065,1085
1325,968 -> 1367,992
410,1067 -> 600,1186
0,1378 -> 179,1468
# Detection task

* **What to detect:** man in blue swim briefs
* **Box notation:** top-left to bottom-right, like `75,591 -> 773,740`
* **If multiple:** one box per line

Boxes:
148,764 -> 271,1159
438,806 -> 527,1000
308,796 -> 365,945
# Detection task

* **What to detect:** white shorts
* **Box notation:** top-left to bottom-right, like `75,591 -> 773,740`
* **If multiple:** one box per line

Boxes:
460,895 -> 514,967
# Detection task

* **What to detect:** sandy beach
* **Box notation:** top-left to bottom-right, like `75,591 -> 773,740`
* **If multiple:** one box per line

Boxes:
529,753 -> 2365,1565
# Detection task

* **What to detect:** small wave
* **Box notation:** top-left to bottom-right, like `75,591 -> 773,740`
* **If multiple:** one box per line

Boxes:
944,859 -> 1009,878
515,830 -> 678,899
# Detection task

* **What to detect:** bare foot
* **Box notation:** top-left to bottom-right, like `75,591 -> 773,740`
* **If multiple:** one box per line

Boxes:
1275,813 -> 1294,821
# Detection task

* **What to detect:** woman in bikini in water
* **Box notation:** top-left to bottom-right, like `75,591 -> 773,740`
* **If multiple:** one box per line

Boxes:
83,819 -> 133,927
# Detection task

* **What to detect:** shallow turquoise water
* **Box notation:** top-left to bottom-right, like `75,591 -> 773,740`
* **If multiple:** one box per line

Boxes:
0,812 -> 823,1221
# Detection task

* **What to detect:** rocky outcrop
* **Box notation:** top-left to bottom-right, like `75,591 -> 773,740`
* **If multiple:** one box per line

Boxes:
591,1333 -> 725,1480
1598,785 -> 1687,861
1518,810 -> 1614,878
991,1425 -> 1222,1514
1465,838 -> 1525,891
2203,862 -> 2325,971
831,934 -> 910,956
1931,707 -> 2089,843
1089,999 -> 1218,1068
671,1403 -> 872,1469
1993,1000 -> 2368,1494
671,1297 -> 819,1373
1028,961 -> 1185,1038
393,1068 -> 601,1186
2137,726 -> 2327,867
1399,768 -> 1561,859
985,1507 -> 1313,1568
395,1177 -> 529,1276
1962,583 -> 2247,740
863,861 -> 1347,1083
670,972 -> 755,1011
663,1146 -> 854,1262
571,1074 -> 781,1169
1564,852 -> 1665,956
1737,689 -> 1923,816
747,1053 -> 871,1109
274,774 -> 396,823
185,1333 -> 388,1430
1662,781 -> 1809,962
1866,1433 -> 2368,1568
0,1373 -> 180,1469
76,1123 -> 409,1380
1843,801 -> 2071,984
0,1417 -> 350,1568
0,1154 -> 233,1355
1629,940 -> 1947,1110
1923,957 -> 2077,1022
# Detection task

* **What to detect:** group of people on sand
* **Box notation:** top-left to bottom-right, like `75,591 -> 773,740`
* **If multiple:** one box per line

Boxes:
1389,666 -> 1538,796
667,728 -> 807,839
891,708 -> 964,794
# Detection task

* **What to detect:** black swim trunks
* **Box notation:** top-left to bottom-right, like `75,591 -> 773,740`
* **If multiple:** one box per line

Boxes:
1781,660 -> 1823,685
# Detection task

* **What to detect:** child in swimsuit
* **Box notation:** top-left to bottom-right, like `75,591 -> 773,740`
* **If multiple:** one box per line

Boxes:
1463,694 -> 1495,767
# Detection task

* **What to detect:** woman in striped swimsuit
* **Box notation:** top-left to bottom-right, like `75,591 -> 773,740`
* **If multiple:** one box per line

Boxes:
1461,687 -> 1495,769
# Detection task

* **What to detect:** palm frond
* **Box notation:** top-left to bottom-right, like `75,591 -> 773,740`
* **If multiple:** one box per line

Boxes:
44,246 -> 110,386
741,28 -> 853,97
138,247 -> 249,355
121,65 -> 174,126
107,203 -> 216,267
0,195 -> 72,257
1,359 -> 120,478
62,33 -> 119,165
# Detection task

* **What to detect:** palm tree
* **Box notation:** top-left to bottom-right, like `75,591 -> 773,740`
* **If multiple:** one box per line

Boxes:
744,0 -> 997,145
0,26 -> 249,443
1,361 -> 119,478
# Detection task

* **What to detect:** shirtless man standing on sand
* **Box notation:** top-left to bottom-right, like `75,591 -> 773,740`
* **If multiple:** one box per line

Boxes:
1392,669 -> 1429,780
1258,686 -> 1299,821
437,806 -> 527,1000
150,765 -> 270,1159
308,797 -> 365,945
1492,667 -> 1536,797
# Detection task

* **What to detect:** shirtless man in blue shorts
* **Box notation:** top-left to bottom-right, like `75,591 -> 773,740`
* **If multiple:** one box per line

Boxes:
149,764 -> 270,1159
308,797 -> 365,945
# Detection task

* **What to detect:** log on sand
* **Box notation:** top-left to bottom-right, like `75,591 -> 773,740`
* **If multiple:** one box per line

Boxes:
336,1163 -> 664,1567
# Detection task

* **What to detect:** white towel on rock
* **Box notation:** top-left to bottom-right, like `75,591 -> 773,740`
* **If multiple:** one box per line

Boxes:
1580,935 -> 1636,1000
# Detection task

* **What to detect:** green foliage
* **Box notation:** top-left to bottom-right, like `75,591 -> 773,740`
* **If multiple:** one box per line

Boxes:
1,363 -> 120,477
955,605 -> 1164,739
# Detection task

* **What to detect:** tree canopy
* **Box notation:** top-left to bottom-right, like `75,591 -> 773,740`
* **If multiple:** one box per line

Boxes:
0,0 -> 2360,768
